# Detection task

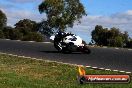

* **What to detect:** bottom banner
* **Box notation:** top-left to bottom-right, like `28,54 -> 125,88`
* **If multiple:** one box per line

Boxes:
78,66 -> 130,84
78,75 -> 130,84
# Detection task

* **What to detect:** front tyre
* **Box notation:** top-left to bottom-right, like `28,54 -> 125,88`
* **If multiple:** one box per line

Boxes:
54,41 -> 62,51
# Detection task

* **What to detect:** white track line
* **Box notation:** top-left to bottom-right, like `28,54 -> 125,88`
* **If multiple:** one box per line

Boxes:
5,39 -> 10,40
113,70 -> 118,72
105,69 -> 111,71
16,40 -> 21,41
99,68 -> 105,70
42,42 -> 51,44
115,48 -> 119,49
128,49 -> 132,51
103,47 -> 107,48
86,66 -> 91,68
3,39 -> 52,44
28,41 -> 35,42
126,72 -> 131,74
119,71 -> 125,73
92,67 -> 98,69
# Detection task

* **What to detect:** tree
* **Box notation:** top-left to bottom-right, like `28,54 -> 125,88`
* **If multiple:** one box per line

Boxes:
91,25 -> 104,45
39,0 -> 86,32
0,10 -> 7,30
122,31 -> 129,45
38,20 -> 54,36
91,25 -> 130,47
109,27 -> 120,39
15,19 -> 38,35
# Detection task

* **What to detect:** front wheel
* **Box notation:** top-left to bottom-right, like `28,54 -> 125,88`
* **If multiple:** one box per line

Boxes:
54,41 -> 62,51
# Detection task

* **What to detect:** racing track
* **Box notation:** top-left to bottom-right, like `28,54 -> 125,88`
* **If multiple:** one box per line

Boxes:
0,39 -> 132,72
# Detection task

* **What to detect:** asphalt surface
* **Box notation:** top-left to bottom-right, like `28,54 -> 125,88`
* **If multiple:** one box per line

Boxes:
0,39 -> 132,72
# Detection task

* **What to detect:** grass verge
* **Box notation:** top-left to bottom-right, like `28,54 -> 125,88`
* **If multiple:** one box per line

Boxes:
0,54 -> 131,88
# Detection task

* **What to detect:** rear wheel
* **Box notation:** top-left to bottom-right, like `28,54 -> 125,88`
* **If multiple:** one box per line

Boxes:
61,47 -> 72,54
82,46 -> 91,54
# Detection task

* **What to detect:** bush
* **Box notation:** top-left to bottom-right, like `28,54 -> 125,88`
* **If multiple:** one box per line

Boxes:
82,40 -> 87,45
10,29 -> 23,40
126,40 -> 132,48
3,26 -> 13,39
16,27 -> 31,36
22,32 -> 43,42
114,36 -> 123,47
2,27 -> 23,40
0,30 -> 4,38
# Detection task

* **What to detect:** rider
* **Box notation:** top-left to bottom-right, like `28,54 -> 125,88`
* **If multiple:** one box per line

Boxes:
55,31 -> 72,42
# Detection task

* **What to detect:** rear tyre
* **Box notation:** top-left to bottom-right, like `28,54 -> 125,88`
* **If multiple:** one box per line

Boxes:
61,47 -> 72,54
83,46 -> 91,54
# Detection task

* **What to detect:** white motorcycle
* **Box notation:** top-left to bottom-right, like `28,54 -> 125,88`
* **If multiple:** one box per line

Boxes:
50,32 -> 91,54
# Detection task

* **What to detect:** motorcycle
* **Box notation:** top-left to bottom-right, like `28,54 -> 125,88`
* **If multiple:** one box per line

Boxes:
50,32 -> 91,54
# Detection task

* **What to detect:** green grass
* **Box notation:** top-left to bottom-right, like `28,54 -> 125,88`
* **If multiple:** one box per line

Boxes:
0,54 -> 131,88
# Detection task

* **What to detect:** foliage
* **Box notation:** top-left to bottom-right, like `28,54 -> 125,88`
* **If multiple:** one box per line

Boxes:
0,10 -> 7,30
91,25 -> 108,46
22,32 -> 43,42
0,30 -> 4,38
15,19 -> 38,35
39,0 -> 86,31
37,20 -> 54,36
2,26 -> 23,40
2,19 -> 43,42
3,26 -> 14,39
114,36 -> 123,47
88,42 -> 93,45
11,29 -> 23,40
91,25 -> 129,47
126,39 -> 132,48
